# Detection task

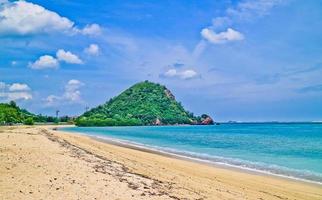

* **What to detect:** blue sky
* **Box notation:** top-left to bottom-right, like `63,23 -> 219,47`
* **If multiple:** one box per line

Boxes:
1,0 -> 322,121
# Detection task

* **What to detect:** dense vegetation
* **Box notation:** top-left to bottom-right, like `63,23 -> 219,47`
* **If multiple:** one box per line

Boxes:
0,101 -> 72,125
76,81 -> 213,126
0,101 -> 35,125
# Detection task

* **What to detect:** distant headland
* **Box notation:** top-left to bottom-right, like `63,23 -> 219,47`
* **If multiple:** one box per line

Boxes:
75,81 -> 214,126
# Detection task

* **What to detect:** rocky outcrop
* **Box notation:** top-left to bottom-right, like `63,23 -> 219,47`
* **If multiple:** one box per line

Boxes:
153,118 -> 162,125
164,89 -> 175,100
200,114 -> 214,125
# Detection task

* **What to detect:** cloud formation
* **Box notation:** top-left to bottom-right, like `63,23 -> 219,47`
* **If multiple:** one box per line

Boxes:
162,69 -> 198,80
197,0 -> 285,55
9,83 -> 31,91
45,79 -> 84,106
64,79 -> 84,102
0,1 -> 73,35
226,0 -> 284,22
80,24 -> 101,36
0,1 -> 101,36
28,55 -> 59,70
84,44 -> 100,56
210,0 -> 285,29
201,28 -> 244,44
29,49 -> 82,69
56,49 -> 83,64
0,81 -> 32,101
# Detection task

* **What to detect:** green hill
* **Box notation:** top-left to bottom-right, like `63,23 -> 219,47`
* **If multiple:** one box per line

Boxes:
76,81 -> 214,126
0,101 -> 36,125
0,101 -> 58,125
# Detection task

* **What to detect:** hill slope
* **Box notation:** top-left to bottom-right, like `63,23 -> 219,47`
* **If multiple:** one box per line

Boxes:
0,101 -> 59,125
0,101 -> 35,125
76,81 -> 214,126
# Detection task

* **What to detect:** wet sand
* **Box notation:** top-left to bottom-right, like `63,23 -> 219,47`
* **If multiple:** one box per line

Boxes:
1,125 -> 321,199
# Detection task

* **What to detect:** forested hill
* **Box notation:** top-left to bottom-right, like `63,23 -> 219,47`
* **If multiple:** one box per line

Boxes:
76,81 -> 214,126
0,101 -> 59,125
0,101 -> 36,125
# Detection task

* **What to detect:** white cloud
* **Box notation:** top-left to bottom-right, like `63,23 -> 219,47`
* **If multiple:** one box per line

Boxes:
67,79 -> 82,85
0,82 -> 32,101
180,70 -> 198,79
4,92 -> 32,101
45,79 -> 84,106
81,24 -> 101,36
63,79 -> 84,102
45,95 -> 59,105
0,1 -> 74,35
0,1 -> 101,36
28,55 -> 59,70
201,28 -> 244,44
29,49 -> 82,70
84,44 -> 99,55
198,0 -> 285,50
164,69 -> 177,77
56,49 -> 83,64
226,0 -> 285,21
9,83 -> 30,91
11,61 -> 17,66
163,69 -> 198,80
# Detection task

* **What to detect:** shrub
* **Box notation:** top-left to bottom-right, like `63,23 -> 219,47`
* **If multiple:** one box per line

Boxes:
24,117 -> 34,125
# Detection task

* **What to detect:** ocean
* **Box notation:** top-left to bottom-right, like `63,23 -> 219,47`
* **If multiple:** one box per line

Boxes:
61,123 -> 322,184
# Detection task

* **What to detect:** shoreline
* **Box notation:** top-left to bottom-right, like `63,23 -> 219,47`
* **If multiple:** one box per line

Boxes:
59,126 -> 322,186
91,135 -> 322,186
2,125 -> 322,199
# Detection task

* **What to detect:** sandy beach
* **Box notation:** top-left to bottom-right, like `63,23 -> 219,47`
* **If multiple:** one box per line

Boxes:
0,125 -> 321,200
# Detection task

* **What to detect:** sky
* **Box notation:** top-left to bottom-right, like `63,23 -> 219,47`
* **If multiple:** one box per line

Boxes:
1,0 -> 322,121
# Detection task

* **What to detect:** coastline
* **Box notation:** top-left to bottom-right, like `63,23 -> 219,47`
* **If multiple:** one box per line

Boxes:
61,125 -> 322,186
87,134 -> 322,186
1,125 -> 322,199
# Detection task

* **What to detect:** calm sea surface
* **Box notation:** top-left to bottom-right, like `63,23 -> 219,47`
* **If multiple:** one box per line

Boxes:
61,123 -> 322,184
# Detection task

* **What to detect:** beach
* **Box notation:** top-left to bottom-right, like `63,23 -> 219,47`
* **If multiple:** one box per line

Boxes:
1,125 -> 321,200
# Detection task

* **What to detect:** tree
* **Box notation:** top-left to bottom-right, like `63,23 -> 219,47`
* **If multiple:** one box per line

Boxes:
24,117 -> 34,125
9,101 -> 17,108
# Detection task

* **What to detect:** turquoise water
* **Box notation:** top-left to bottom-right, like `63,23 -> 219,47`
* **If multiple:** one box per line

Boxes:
62,123 -> 322,184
